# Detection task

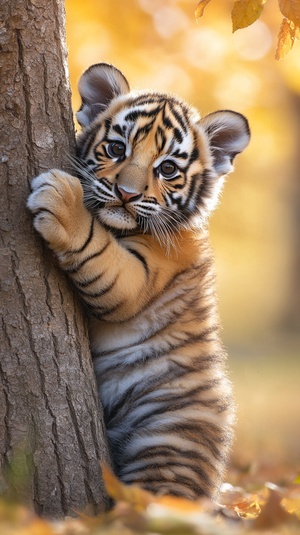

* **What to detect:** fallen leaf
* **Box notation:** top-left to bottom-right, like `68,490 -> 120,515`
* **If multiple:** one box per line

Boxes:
279,0 -> 300,26
282,494 -> 300,519
253,487 -> 300,529
233,499 -> 261,519
102,464 -> 217,517
102,464 -> 153,511
231,0 -> 266,32
195,0 -> 213,20
276,17 -> 296,59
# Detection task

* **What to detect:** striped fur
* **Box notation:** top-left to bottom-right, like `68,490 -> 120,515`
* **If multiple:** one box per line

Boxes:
27,63 -> 250,500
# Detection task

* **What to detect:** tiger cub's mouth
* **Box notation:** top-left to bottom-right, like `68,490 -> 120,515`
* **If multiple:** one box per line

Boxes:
97,204 -> 139,230
96,184 -> 159,232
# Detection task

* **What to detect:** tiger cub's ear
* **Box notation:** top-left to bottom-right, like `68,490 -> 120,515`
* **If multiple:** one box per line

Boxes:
77,63 -> 130,128
200,110 -> 250,177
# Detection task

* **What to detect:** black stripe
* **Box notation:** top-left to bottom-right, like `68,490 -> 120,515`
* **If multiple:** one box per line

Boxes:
66,240 -> 110,274
162,116 -> 173,129
74,272 -> 104,288
105,384 -> 136,423
174,353 -> 218,373
125,107 -> 160,122
77,123 -> 100,160
123,458 -> 213,490
129,444 -> 216,472
138,380 -> 220,408
193,168 -> 215,210
132,123 -> 154,145
171,183 -> 185,190
172,148 -> 188,160
65,218 -> 94,254
169,102 -> 188,133
155,126 -> 167,152
99,332 -> 195,379
104,118 -> 112,135
124,472 -> 208,497
164,422 -> 224,460
91,299 -> 125,319
183,173 -> 200,210
112,124 -> 123,136
188,144 -> 199,165
142,484 -> 203,499
126,247 -> 149,277
105,360 -> 217,425
77,279 -> 116,299
168,193 -> 183,209
131,95 -> 166,107
114,384 -> 220,431
173,127 -> 183,143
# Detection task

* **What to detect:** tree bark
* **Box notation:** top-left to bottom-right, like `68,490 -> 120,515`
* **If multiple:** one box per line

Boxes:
0,0 -> 111,518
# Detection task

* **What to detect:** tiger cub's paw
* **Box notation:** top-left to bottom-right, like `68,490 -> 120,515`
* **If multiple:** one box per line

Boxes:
27,170 -> 91,253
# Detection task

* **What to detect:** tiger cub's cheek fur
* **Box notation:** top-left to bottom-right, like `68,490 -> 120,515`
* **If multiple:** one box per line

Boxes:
28,62 -> 250,500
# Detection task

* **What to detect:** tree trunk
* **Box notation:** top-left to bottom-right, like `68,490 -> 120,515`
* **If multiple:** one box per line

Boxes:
0,0 -> 111,518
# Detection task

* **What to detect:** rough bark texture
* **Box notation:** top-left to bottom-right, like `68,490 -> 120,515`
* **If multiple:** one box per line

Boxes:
0,0 -> 111,518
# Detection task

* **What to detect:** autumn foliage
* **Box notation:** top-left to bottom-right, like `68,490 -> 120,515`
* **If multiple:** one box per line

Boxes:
195,0 -> 300,58
1,465 -> 300,534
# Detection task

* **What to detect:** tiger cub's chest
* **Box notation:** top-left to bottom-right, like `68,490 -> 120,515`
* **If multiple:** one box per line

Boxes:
89,269 -> 193,363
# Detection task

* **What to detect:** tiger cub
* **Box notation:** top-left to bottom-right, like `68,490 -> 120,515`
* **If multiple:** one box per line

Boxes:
27,63 -> 250,500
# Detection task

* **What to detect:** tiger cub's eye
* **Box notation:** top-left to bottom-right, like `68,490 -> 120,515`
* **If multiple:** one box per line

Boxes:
106,141 -> 126,159
158,160 -> 178,179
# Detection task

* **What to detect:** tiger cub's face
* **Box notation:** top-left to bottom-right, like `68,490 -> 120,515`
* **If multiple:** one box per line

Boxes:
76,64 -> 250,240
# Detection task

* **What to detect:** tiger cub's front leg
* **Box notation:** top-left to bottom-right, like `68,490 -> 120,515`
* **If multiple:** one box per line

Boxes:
27,170 -> 152,321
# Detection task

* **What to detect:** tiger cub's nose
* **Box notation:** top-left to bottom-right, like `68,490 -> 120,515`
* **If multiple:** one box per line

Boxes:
115,184 -> 142,204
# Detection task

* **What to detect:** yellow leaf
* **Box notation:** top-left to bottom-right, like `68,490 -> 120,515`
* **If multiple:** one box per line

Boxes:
195,0 -> 213,20
231,0 -> 266,32
233,499 -> 261,519
102,464 -> 153,511
282,497 -> 300,519
276,17 -> 295,59
279,0 -> 300,26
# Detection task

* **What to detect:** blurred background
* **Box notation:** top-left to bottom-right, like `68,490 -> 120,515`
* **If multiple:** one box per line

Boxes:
65,0 -> 300,482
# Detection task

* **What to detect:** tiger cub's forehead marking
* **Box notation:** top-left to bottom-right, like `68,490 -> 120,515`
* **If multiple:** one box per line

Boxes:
109,94 -> 197,160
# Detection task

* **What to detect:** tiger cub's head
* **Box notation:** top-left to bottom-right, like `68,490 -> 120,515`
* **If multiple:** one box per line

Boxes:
76,63 -> 250,241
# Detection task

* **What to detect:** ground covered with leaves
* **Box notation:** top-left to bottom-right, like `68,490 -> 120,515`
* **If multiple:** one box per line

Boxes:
1,464 -> 300,535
